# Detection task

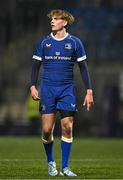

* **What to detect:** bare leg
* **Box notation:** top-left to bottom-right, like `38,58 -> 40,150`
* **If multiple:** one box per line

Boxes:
61,116 -> 73,139
41,113 -> 56,142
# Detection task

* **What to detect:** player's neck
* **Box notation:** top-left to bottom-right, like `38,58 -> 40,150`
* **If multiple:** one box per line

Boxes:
52,29 -> 67,40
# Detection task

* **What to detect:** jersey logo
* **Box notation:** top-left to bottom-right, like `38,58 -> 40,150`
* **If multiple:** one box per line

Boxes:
71,103 -> 76,107
56,52 -> 60,56
65,43 -> 72,49
41,104 -> 46,111
46,43 -> 51,47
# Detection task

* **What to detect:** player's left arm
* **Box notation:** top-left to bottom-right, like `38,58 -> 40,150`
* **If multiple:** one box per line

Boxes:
78,60 -> 94,111
75,38 -> 94,111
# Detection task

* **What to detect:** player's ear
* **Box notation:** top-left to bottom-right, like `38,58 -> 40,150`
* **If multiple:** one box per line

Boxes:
63,20 -> 67,27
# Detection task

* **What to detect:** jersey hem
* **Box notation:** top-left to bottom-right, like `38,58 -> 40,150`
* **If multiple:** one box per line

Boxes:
39,110 -> 57,114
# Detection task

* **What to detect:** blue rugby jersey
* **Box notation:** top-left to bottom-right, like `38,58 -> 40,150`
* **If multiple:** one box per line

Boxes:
32,33 -> 86,86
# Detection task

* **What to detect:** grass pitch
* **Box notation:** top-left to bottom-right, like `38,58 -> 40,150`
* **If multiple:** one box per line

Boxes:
0,137 -> 123,179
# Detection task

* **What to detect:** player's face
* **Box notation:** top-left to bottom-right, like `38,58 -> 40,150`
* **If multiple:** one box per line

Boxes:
50,16 -> 67,31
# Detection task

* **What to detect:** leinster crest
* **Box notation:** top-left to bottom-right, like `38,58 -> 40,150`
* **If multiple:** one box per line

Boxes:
65,43 -> 72,49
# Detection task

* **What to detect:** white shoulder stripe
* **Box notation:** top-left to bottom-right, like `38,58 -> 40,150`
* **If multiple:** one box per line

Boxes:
32,55 -> 42,61
77,55 -> 87,62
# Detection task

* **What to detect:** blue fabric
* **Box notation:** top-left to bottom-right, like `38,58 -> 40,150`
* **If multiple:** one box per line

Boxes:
32,33 -> 86,86
39,83 -> 77,114
31,59 -> 41,86
43,141 -> 54,163
78,60 -> 92,89
61,140 -> 72,169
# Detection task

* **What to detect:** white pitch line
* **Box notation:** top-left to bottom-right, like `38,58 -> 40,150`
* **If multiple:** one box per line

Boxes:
0,158 -> 123,162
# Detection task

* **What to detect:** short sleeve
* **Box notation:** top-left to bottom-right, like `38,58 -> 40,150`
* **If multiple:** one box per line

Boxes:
32,38 -> 43,61
76,38 -> 87,62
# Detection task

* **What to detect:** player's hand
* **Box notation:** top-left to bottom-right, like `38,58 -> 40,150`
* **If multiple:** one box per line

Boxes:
30,85 -> 40,101
83,89 -> 94,111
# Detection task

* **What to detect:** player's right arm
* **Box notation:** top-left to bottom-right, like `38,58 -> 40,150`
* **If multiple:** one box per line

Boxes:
30,38 -> 43,100
30,59 -> 41,100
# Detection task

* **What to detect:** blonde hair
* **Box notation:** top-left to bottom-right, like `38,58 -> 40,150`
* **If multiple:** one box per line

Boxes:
47,9 -> 75,26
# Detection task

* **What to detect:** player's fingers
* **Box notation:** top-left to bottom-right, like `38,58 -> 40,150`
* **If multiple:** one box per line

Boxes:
34,95 -> 40,100
33,97 -> 40,101
90,100 -> 94,106
87,107 -> 89,111
87,101 -> 93,111
87,103 -> 91,111
36,96 -> 40,100
32,93 -> 40,100
83,98 -> 86,106
87,104 -> 91,111
35,91 -> 40,99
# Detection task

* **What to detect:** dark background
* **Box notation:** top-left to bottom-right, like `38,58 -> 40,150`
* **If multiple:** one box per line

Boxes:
0,0 -> 123,137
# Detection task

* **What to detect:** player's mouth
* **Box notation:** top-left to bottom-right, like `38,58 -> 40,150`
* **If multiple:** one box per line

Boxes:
51,24 -> 55,28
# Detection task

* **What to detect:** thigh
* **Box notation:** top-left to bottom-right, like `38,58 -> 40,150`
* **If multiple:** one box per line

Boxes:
41,113 -> 56,133
61,116 -> 74,127
57,84 -> 77,112
40,85 -> 56,114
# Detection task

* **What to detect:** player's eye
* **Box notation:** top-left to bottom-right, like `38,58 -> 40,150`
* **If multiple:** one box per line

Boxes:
53,17 -> 61,20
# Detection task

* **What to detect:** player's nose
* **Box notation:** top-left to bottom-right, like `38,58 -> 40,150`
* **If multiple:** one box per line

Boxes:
51,17 -> 56,23
51,21 -> 55,27
51,20 -> 54,25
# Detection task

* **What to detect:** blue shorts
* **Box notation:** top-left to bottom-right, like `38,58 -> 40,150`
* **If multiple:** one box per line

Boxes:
39,84 -> 77,114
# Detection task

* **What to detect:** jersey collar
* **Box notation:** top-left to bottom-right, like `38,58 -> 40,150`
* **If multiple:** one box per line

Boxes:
50,32 -> 69,41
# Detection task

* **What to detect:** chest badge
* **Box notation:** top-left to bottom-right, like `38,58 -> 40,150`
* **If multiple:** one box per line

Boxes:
46,43 -> 51,47
65,43 -> 72,49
